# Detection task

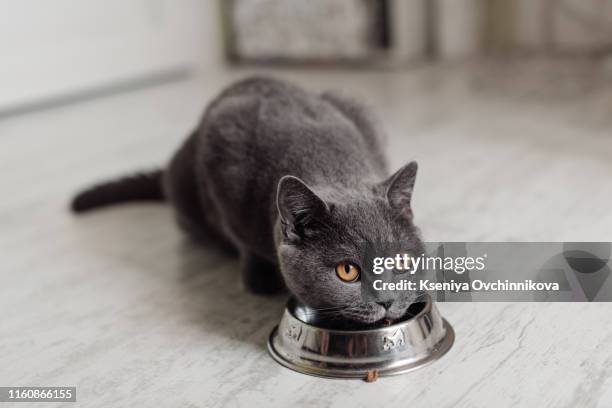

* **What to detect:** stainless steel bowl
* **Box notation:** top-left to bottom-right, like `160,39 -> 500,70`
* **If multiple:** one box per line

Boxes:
267,294 -> 454,379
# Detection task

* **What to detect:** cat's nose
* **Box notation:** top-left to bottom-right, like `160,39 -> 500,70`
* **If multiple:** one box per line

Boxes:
376,301 -> 393,310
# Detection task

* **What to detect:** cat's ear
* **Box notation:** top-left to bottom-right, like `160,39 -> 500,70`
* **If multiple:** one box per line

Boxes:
277,176 -> 329,241
381,161 -> 418,219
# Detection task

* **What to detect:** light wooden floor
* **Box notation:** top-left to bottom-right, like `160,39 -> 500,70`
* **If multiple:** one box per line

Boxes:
1,65 -> 612,407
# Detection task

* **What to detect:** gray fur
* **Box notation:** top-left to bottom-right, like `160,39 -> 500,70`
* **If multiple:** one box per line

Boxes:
163,76 -> 424,324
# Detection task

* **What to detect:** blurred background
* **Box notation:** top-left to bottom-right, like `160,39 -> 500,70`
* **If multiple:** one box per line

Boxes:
1,0 -> 612,240
2,0 -> 612,114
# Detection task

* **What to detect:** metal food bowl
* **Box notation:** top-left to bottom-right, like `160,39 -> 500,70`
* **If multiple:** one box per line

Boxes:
267,293 -> 454,379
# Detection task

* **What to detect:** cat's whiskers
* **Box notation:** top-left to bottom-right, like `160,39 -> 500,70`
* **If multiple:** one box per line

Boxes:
299,302 -> 361,315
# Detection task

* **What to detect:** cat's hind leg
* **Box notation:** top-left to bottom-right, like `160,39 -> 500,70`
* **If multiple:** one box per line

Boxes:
164,132 -> 236,254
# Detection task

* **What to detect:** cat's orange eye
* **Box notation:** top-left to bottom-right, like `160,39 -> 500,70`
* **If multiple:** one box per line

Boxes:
335,262 -> 360,282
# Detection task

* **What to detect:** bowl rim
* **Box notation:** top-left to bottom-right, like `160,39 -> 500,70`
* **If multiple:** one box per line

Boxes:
286,293 -> 433,334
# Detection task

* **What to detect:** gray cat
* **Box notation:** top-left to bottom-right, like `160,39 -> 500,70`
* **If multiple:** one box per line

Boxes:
72,77 -> 424,325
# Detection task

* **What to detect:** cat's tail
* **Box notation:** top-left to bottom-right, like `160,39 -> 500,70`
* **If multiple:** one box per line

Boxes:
70,169 -> 165,213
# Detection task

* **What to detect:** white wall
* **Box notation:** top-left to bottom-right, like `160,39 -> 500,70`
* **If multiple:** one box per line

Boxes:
0,0 -> 221,112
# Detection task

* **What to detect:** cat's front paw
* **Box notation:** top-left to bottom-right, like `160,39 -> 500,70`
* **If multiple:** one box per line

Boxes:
241,253 -> 286,295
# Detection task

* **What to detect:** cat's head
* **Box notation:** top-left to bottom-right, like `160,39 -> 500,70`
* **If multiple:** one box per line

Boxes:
276,161 -> 424,327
